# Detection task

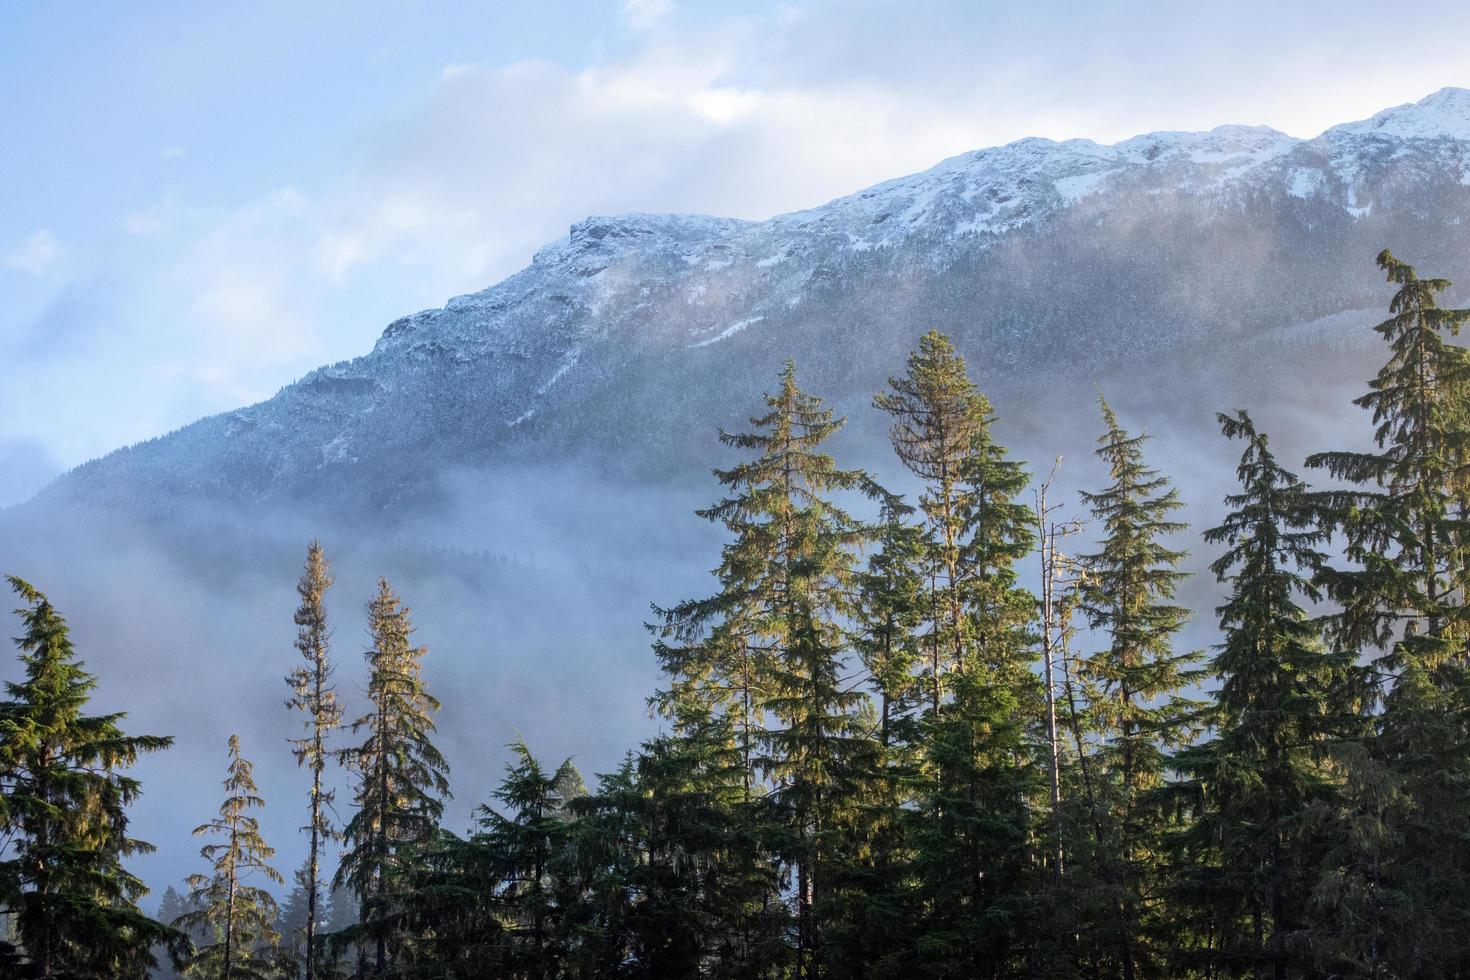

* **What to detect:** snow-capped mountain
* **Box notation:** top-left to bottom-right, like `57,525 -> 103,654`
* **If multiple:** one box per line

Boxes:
40,88 -> 1470,517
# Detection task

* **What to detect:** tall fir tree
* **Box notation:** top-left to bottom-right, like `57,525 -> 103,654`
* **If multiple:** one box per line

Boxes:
906,388 -> 1042,979
874,330 -> 992,714
0,576 -> 182,979
655,361 -> 882,976
1076,398 -> 1201,979
1305,250 -> 1470,976
284,540 -> 341,980
336,579 -> 450,976
176,735 -> 285,980
1167,412 -> 1356,978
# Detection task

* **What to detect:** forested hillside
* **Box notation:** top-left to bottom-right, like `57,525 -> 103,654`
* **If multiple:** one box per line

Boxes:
5,250 -> 1470,978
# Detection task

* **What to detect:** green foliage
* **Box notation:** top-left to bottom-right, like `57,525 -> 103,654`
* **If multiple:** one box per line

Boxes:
176,735 -> 284,980
283,540 -> 341,980
1306,251 -> 1470,977
48,257 -> 1470,979
1074,398 -> 1203,977
0,576 -> 183,979
335,579 -> 450,976
1166,412 -> 1358,976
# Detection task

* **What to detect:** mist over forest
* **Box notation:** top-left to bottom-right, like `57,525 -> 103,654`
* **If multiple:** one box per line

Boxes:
11,6 -> 1470,975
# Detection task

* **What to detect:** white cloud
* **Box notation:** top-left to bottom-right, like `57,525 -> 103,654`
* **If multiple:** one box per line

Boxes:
4,228 -> 64,275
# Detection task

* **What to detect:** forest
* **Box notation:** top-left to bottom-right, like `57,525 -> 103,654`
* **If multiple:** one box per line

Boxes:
3,248 -> 1470,979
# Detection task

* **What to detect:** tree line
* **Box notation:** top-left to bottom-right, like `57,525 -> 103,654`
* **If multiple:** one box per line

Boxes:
3,249 -> 1470,978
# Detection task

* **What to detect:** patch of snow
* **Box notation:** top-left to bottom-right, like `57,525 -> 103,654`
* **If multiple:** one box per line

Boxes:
690,315 -> 765,348
1053,170 -> 1112,203
1287,168 -> 1325,199
536,347 -> 580,395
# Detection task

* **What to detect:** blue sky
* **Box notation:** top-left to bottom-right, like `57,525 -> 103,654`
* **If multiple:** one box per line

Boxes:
4,0 -> 1470,506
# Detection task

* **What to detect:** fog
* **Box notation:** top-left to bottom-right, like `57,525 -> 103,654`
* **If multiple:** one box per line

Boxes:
0,319 -> 1386,912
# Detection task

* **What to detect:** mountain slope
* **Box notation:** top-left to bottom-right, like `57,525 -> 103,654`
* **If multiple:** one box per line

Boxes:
42,88 -> 1470,517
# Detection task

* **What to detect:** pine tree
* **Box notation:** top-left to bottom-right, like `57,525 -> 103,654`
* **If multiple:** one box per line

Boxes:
284,541 -> 341,980
336,579 -> 450,976
1076,399 -> 1201,979
176,735 -> 285,980
1305,250 -> 1470,976
874,330 -> 993,714
0,576 -> 182,979
1167,412 -> 1356,977
654,361 -> 881,975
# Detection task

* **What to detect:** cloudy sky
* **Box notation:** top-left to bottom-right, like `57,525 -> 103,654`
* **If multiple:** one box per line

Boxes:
3,0 -> 1469,506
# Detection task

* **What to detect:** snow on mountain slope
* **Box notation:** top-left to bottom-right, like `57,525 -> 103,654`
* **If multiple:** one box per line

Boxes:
37,89 -> 1470,517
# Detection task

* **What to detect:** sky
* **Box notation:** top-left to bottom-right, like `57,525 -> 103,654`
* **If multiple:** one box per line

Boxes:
3,0 -> 1470,507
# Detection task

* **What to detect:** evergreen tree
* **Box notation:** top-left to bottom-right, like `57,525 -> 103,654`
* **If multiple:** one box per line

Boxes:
277,857 -> 315,975
874,330 -> 992,713
284,541 -> 341,980
1305,250 -> 1470,976
654,361 -> 881,975
632,707 -> 786,977
477,738 -> 576,978
1167,412 -> 1355,977
0,576 -> 182,979
855,494 -> 926,748
1076,399 -> 1201,979
155,886 -> 191,980
176,735 -> 284,980
905,392 -> 1042,979
335,579 -> 450,976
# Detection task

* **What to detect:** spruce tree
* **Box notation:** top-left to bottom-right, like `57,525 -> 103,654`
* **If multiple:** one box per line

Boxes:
335,579 -> 450,976
176,735 -> 284,980
1168,412 -> 1354,977
0,576 -> 182,979
284,540 -> 341,980
874,330 -> 992,714
1305,250 -> 1470,976
1076,398 -> 1201,979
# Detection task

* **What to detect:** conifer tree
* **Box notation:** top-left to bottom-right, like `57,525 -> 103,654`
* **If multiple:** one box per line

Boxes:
176,735 -> 284,980
277,857 -> 315,975
632,706 -> 786,976
336,579 -> 450,976
654,361 -> 880,975
284,540 -> 341,980
478,738 -> 575,978
155,886 -> 192,980
1305,250 -> 1470,975
1076,399 -> 1200,979
906,394 -> 1042,978
0,576 -> 182,979
855,494 -> 926,748
874,330 -> 992,713
1168,412 -> 1354,977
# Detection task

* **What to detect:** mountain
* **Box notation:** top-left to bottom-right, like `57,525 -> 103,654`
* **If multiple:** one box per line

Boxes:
37,88 -> 1470,518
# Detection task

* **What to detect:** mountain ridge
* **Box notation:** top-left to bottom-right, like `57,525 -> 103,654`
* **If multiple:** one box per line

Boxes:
33,87 -> 1470,518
